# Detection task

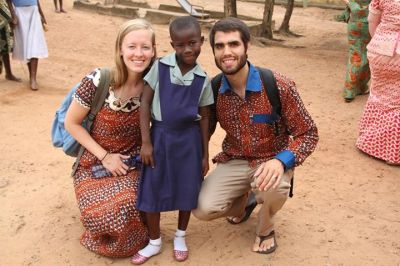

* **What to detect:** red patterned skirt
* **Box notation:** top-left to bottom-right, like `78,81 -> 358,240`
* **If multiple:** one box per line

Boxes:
74,167 -> 148,257
356,52 -> 400,165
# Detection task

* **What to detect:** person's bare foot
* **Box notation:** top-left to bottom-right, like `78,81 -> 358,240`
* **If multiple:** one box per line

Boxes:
60,9 -> 67,13
6,74 -> 22,82
226,202 -> 257,224
30,80 -> 39,90
226,212 -> 246,224
55,9 -> 60,13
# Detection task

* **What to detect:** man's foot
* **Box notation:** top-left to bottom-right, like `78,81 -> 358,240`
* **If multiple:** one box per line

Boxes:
252,230 -> 277,254
6,74 -> 22,82
226,201 -> 257,224
60,9 -> 67,13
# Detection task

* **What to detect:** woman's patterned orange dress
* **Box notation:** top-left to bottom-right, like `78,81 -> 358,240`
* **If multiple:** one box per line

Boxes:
72,69 -> 148,257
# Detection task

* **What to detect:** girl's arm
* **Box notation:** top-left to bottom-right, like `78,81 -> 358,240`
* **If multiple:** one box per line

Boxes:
199,106 -> 210,177
140,85 -> 155,168
36,0 -> 46,24
65,100 -> 129,176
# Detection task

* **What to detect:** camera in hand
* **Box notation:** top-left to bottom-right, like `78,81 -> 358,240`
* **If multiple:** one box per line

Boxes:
91,155 -> 141,178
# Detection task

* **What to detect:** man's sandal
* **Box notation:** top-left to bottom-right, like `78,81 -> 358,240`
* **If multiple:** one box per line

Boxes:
227,202 -> 257,225
256,230 -> 277,254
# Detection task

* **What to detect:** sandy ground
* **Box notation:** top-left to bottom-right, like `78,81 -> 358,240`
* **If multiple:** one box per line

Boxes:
0,0 -> 399,265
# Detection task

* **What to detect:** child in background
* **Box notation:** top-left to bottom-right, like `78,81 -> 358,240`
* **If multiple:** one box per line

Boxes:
53,0 -> 66,13
132,16 -> 213,264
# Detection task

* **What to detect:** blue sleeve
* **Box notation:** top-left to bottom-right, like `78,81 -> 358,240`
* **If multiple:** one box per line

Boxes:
274,150 -> 295,171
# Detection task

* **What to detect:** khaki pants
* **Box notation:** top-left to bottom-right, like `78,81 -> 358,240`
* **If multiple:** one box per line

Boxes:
193,159 -> 293,236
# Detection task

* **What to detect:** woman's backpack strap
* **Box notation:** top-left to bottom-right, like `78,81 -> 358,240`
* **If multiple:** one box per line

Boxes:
71,67 -> 111,177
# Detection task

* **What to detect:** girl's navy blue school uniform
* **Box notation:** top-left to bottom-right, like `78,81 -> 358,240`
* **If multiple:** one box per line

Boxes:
137,61 -> 205,212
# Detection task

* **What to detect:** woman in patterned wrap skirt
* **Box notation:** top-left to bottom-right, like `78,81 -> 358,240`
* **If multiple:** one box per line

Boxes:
64,19 -> 157,257
0,0 -> 20,81
356,0 -> 400,165
340,0 -> 371,102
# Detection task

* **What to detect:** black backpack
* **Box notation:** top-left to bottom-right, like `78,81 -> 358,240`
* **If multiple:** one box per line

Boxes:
210,67 -> 294,197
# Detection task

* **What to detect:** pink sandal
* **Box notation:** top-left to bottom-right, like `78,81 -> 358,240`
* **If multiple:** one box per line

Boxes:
131,253 -> 150,265
173,250 -> 189,262
131,240 -> 161,265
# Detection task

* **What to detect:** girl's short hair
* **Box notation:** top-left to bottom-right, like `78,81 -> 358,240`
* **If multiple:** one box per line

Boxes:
113,19 -> 157,88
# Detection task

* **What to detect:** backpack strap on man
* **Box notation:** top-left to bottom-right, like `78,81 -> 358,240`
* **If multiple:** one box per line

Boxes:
257,67 -> 281,136
71,67 -> 111,176
209,73 -> 223,137
257,68 -> 293,197
257,67 -> 281,116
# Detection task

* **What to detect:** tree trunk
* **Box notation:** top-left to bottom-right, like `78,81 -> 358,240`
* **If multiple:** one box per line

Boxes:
279,0 -> 294,33
224,0 -> 237,17
261,0 -> 274,39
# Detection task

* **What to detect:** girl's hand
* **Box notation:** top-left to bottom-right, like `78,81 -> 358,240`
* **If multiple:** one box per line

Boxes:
41,16 -> 47,25
140,142 -> 155,168
101,153 -> 130,176
202,157 -> 209,177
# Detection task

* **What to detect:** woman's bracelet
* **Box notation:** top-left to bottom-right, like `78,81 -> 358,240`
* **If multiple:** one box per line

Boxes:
100,151 -> 109,162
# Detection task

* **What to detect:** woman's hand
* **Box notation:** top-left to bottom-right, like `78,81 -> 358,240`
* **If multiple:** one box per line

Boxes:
101,153 -> 130,176
140,142 -> 155,168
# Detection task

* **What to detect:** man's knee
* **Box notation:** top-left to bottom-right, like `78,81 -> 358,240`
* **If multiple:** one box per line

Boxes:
193,200 -> 220,221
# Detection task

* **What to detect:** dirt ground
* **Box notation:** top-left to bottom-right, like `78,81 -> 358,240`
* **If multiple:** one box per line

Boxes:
0,0 -> 399,265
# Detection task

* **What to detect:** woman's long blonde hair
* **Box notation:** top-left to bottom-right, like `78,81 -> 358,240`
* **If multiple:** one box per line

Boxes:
113,18 -> 156,88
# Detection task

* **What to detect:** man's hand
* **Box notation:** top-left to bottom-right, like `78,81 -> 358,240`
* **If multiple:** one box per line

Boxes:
253,159 -> 284,191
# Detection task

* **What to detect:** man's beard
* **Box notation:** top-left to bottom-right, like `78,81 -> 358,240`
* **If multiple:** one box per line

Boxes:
215,54 -> 247,75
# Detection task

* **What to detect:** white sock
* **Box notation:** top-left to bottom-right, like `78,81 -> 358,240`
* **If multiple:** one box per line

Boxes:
138,237 -> 161,257
174,229 -> 187,251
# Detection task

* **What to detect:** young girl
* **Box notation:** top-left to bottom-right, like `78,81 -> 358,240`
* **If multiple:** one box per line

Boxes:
64,19 -> 156,257
132,16 -> 213,264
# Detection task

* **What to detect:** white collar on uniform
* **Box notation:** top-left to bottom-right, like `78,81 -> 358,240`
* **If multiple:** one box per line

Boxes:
160,53 -> 207,78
